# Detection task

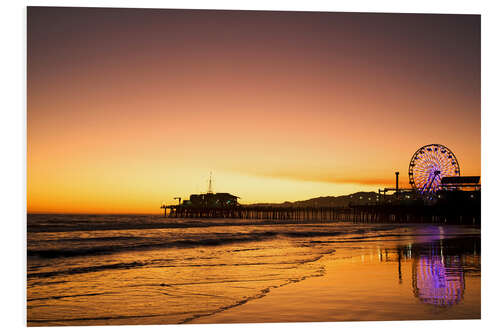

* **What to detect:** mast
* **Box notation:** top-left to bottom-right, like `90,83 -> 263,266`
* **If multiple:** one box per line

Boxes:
207,172 -> 213,194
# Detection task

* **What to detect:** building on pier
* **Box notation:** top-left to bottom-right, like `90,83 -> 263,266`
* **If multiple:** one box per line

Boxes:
185,192 -> 240,208
160,173 -> 240,216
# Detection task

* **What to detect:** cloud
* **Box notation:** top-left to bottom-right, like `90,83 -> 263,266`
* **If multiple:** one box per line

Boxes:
233,169 -> 395,187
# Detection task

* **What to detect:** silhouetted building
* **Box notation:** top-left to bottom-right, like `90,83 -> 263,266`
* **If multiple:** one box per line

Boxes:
183,192 -> 239,208
440,176 -> 480,191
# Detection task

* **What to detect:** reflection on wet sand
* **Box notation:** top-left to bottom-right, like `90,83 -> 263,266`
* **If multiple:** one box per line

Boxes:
413,250 -> 465,307
378,237 -> 480,309
194,235 -> 480,324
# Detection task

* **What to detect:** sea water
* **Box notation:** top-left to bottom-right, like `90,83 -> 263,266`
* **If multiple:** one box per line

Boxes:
27,215 -> 480,326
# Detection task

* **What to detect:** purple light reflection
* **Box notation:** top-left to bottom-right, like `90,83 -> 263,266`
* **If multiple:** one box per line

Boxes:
412,251 -> 465,307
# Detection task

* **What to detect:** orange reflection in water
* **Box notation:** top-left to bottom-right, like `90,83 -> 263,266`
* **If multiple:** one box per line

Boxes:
27,222 -> 481,326
194,238 -> 480,324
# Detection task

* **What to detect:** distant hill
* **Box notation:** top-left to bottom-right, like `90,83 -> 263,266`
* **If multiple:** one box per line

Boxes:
247,191 -> 391,208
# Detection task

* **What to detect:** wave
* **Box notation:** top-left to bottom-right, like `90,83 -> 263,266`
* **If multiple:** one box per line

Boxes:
50,236 -> 145,243
26,226 -> 412,259
27,256 -> 324,280
27,232 -> 278,258
27,261 -> 148,279
27,313 -> 168,324
26,227 -> 380,259
28,223 -> 469,260
178,266 -> 327,324
28,292 -> 115,302
26,216 -> 407,233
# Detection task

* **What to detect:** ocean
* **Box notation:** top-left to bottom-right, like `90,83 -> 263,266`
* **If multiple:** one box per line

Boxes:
27,215 -> 481,326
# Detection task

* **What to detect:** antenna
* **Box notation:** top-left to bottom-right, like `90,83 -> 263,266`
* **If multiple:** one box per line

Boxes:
207,172 -> 213,194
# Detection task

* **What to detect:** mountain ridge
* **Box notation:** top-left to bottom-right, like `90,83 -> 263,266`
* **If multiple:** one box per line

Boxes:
246,191 -> 387,208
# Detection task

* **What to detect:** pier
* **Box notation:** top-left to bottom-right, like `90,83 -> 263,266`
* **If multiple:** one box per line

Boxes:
161,194 -> 480,225
161,145 -> 480,226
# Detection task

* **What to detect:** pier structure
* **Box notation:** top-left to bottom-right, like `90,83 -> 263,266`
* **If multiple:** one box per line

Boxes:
160,145 -> 480,225
161,196 -> 480,225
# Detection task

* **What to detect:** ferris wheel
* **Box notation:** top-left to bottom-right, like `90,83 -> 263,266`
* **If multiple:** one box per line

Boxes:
408,144 -> 460,194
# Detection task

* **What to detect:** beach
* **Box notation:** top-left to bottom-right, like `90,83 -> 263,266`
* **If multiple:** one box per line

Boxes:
193,235 -> 480,323
27,215 -> 480,326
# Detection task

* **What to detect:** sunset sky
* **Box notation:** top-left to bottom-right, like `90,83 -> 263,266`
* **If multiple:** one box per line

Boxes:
27,7 -> 480,214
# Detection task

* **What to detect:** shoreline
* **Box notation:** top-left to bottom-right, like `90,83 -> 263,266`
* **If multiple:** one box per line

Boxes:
27,222 -> 480,326
191,234 -> 481,324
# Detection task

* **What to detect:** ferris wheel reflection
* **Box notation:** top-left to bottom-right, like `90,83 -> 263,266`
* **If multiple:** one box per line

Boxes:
378,237 -> 479,308
411,250 -> 465,307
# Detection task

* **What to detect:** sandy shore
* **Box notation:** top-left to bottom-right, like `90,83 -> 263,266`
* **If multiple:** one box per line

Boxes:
192,236 -> 481,324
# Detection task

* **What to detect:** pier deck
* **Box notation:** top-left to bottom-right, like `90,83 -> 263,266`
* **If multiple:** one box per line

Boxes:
161,196 -> 480,225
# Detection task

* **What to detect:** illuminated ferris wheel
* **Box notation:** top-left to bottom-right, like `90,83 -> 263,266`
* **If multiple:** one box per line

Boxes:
408,144 -> 460,194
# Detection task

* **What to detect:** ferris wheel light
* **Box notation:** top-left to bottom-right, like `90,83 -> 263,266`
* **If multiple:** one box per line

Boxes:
409,144 -> 460,195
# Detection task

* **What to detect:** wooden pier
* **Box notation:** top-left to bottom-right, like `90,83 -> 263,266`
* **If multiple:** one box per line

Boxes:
162,199 -> 480,225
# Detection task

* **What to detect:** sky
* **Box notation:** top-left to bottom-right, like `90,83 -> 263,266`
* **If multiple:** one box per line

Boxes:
27,7 -> 481,214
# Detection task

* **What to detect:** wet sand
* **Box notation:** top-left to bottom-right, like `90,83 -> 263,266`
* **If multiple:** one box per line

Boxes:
193,236 -> 480,324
